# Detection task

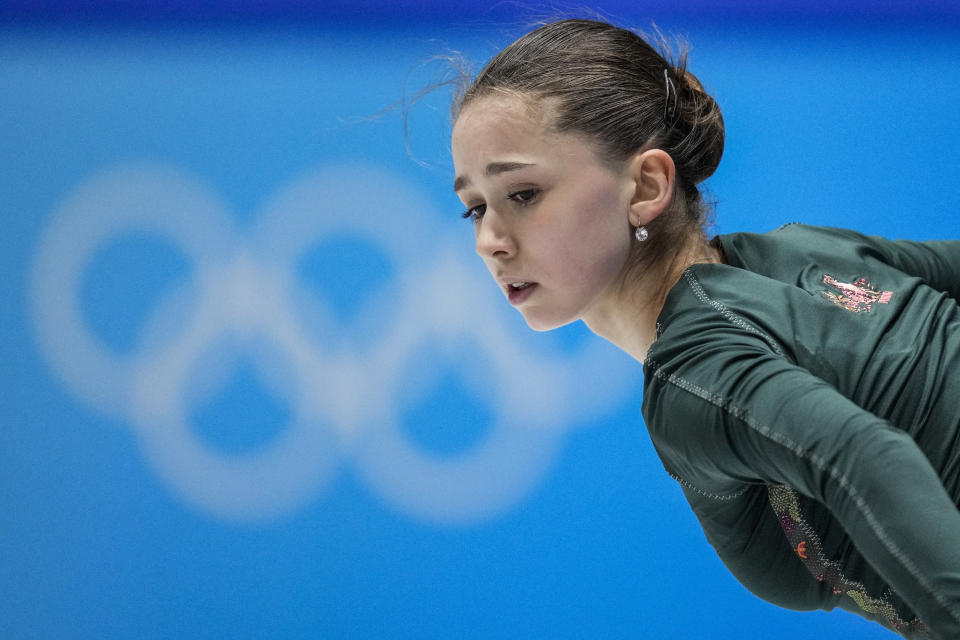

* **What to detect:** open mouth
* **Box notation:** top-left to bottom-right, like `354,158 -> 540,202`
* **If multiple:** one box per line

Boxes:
506,281 -> 538,304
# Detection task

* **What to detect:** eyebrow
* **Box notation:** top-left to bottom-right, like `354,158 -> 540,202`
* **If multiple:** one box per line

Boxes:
453,162 -> 535,192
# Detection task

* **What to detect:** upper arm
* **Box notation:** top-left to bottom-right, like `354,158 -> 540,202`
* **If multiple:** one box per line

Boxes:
866,235 -> 960,300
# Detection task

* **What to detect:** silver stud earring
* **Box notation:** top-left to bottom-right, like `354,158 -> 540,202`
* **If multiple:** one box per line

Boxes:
635,225 -> 649,242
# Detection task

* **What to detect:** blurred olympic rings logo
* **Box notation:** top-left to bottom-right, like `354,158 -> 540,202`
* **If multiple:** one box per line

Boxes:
28,164 -> 637,524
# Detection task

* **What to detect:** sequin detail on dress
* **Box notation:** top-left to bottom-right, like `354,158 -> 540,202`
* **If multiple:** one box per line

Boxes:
767,485 -> 928,637
821,275 -> 893,313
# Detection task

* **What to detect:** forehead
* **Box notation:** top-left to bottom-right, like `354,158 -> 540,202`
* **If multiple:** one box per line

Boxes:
451,95 -> 558,161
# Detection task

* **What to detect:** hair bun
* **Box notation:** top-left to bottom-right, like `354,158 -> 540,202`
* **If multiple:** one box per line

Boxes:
679,68 -> 704,92
670,67 -> 724,185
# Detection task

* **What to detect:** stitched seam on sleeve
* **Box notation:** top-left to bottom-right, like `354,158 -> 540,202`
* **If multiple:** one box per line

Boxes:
774,221 -> 802,232
666,471 -> 751,501
648,360 -> 960,626
683,270 -> 785,358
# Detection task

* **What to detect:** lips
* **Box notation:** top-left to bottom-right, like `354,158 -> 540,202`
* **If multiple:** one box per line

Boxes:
504,281 -> 538,305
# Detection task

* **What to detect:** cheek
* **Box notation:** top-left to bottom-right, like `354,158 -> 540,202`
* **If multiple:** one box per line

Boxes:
557,187 -> 631,272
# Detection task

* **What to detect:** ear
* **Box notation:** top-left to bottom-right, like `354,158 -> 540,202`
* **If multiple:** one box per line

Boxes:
626,149 -> 675,228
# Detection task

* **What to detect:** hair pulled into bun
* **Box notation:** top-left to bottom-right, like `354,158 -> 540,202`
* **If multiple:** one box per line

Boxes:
666,66 -> 725,188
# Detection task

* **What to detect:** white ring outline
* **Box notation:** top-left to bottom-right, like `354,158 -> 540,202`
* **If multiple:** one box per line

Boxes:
29,164 -> 237,419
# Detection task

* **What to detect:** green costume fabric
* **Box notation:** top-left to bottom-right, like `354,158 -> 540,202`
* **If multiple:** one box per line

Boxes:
642,224 -> 960,638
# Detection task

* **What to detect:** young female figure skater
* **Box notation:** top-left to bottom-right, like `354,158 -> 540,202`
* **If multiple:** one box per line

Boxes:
450,19 -> 960,639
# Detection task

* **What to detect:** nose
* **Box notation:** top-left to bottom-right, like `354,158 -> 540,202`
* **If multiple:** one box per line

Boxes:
474,208 -> 516,259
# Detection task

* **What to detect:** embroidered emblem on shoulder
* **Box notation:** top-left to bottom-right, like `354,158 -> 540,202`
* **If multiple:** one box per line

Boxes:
821,274 -> 893,313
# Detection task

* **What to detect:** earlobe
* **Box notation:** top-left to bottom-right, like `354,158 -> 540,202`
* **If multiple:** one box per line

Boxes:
627,149 -> 675,227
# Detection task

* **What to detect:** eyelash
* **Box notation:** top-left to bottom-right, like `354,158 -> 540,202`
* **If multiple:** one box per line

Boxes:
460,188 -> 541,222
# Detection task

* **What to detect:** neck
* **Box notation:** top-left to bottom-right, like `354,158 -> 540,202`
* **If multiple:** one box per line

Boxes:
583,240 -> 722,363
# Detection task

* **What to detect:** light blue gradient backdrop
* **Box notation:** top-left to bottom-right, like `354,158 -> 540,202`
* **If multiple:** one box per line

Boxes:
2,7 -> 958,639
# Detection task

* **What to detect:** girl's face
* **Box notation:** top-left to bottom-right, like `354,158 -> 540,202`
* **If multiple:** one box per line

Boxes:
451,95 -> 636,331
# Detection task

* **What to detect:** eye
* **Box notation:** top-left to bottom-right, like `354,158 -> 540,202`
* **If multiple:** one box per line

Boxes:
508,188 -> 540,206
460,203 -> 486,222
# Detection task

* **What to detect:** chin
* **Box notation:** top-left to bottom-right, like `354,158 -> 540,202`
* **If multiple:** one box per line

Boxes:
522,312 -> 576,333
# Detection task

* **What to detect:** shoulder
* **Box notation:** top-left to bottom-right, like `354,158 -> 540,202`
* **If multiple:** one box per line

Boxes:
652,263 -> 820,363
719,223 -> 873,250
643,266 -> 798,490
718,224 -> 908,275
644,267 -> 791,423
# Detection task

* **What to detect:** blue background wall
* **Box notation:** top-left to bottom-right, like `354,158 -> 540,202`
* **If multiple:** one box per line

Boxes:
2,2 -> 958,638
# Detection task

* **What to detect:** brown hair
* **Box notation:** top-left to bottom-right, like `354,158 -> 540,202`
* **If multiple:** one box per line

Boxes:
452,19 -> 724,295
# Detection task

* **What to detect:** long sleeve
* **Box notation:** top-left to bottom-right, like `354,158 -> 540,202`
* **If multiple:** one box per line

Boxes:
863,235 -> 960,301
645,346 -> 960,638
718,225 -> 960,302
